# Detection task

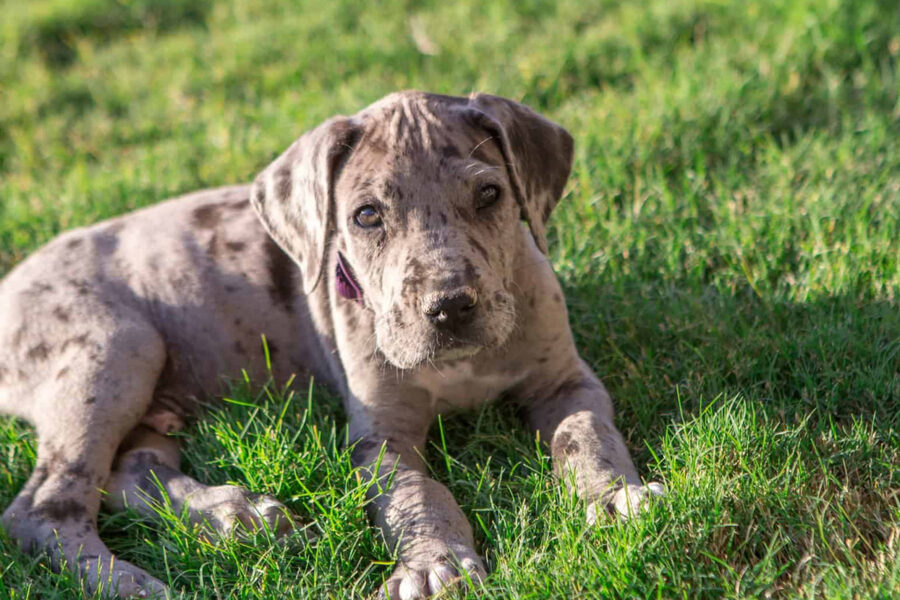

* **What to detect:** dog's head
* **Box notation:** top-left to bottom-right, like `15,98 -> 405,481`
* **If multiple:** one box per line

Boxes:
251,91 -> 573,369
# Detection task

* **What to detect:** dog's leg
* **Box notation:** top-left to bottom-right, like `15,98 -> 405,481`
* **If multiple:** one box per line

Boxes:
525,359 -> 664,522
2,324 -> 170,598
104,426 -> 297,538
351,422 -> 486,600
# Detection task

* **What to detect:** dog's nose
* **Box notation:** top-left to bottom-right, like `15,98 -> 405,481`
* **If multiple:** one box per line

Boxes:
422,287 -> 478,329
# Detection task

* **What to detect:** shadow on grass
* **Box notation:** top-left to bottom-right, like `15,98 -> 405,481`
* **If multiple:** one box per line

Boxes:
20,0 -> 211,69
431,270 -> 899,595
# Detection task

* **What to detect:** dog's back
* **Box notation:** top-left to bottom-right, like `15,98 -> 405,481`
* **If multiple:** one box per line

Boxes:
0,184 -> 333,430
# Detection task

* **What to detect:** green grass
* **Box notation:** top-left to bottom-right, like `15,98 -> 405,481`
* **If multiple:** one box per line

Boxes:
1,0 -> 899,597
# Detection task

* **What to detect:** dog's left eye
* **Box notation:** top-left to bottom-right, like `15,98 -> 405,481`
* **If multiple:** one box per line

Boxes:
476,184 -> 501,210
354,205 -> 383,228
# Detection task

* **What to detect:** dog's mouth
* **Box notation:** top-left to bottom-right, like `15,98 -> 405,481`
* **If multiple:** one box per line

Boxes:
336,252 -> 363,302
375,323 -> 487,369
420,330 -> 487,366
432,344 -> 482,362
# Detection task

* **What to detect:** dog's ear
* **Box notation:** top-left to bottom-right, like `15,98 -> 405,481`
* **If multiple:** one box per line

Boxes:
250,117 -> 360,294
465,93 -> 574,254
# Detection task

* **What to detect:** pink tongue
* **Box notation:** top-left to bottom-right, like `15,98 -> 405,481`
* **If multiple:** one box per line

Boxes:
336,252 -> 363,302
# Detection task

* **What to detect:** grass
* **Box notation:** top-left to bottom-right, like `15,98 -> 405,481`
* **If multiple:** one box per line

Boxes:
1,0 -> 899,597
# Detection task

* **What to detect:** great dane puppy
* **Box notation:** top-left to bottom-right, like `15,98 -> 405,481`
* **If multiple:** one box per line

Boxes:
0,91 -> 662,599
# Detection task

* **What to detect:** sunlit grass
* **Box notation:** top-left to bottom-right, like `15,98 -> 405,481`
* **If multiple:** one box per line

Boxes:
1,0 -> 899,597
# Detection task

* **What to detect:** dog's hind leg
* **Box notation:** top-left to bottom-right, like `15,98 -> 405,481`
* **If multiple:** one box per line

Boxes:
104,426 -> 297,538
1,322 -> 170,598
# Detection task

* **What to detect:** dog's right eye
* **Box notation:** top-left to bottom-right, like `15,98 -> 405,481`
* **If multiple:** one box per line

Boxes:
476,184 -> 501,211
354,205 -> 382,228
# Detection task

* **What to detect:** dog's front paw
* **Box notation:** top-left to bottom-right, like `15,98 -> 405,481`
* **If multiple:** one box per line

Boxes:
587,482 -> 665,524
379,549 -> 486,600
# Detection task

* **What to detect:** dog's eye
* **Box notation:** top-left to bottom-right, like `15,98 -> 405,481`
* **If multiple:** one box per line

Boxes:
354,205 -> 382,228
476,184 -> 501,210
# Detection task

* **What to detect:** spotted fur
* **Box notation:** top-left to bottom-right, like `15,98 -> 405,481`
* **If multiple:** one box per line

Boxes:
0,91 -> 662,599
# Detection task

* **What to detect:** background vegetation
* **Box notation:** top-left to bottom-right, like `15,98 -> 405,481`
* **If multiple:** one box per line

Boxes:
1,0 -> 898,597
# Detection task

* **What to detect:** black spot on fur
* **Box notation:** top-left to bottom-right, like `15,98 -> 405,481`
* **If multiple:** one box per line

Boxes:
468,235 -> 489,262
463,258 -> 478,284
382,180 -> 401,200
264,238 -> 295,311
95,230 -> 120,255
26,281 -> 54,296
66,239 -> 83,249
192,204 -> 221,229
350,439 -> 382,465
275,165 -> 293,200
226,241 -> 246,253
439,144 -> 460,159
551,431 -> 578,457
11,327 -> 26,348
26,343 -> 51,360
553,293 -> 563,304
52,306 -> 70,322
537,357 -> 549,364
224,197 -> 247,211
84,396 -> 96,405
68,279 -> 90,296
32,498 -> 87,523
64,461 -> 89,478
206,231 -> 221,257
234,340 -> 246,356
61,334 -> 89,351
55,366 -> 70,380
104,222 -> 125,235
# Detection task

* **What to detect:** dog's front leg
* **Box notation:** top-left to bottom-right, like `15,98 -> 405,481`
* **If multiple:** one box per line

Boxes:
524,359 -> 664,523
349,404 -> 485,599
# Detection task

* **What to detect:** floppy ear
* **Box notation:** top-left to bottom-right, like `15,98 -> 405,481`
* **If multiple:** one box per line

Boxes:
250,117 -> 360,294
465,93 -> 574,254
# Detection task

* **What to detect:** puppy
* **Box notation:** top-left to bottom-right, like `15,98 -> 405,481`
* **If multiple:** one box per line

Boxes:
0,91 -> 662,598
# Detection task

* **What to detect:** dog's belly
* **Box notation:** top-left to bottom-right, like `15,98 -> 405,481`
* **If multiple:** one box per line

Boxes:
411,359 -> 528,413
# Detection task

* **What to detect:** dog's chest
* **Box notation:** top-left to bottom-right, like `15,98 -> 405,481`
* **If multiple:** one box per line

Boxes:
411,361 -> 526,413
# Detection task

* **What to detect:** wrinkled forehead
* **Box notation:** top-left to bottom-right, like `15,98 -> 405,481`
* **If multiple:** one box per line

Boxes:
336,97 -> 506,198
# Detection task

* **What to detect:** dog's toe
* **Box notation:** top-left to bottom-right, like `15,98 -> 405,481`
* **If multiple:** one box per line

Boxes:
587,482 -> 666,524
252,494 -> 299,538
379,555 -> 485,599
186,485 -> 298,538
78,554 -> 169,599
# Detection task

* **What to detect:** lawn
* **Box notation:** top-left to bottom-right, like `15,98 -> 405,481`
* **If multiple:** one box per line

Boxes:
1,0 -> 899,598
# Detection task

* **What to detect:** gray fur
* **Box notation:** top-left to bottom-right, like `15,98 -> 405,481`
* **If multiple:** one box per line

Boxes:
0,91 -> 662,599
